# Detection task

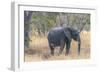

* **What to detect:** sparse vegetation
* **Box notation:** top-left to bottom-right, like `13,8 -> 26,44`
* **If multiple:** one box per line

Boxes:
24,11 -> 90,62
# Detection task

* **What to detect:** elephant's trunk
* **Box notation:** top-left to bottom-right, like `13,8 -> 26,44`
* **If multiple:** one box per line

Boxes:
77,36 -> 81,55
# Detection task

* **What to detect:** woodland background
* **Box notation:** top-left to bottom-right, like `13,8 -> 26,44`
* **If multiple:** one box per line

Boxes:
24,11 -> 90,48
24,11 -> 90,61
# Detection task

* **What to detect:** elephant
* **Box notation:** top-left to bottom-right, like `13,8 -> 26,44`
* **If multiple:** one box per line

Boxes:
47,27 -> 81,56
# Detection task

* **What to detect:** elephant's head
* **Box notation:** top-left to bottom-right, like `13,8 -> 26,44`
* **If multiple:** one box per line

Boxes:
63,27 -> 84,55
70,28 -> 80,41
63,27 -> 80,41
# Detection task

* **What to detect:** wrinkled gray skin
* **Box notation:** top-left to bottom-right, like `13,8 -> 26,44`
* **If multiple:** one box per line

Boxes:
47,27 -> 81,56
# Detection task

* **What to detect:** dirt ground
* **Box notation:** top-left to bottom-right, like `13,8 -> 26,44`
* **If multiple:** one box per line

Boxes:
24,31 -> 90,62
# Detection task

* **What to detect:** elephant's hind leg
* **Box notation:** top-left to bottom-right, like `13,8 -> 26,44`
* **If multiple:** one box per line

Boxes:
49,44 -> 55,56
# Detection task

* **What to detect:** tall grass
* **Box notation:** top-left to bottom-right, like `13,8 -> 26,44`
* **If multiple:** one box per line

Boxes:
25,31 -> 90,62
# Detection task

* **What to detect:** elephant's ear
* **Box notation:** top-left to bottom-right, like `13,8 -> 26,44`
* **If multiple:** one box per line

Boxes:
63,28 -> 71,41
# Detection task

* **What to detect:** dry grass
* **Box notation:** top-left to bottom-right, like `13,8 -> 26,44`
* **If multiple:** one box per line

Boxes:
24,31 -> 90,62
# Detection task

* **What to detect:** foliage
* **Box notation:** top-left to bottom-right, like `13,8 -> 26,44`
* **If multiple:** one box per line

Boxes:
24,11 -> 90,48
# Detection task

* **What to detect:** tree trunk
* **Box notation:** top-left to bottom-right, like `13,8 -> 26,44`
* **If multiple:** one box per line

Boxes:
24,11 -> 33,48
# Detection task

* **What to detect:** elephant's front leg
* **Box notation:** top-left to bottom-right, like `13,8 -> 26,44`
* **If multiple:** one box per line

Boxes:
65,40 -> 71,55
59,39 -> 65,55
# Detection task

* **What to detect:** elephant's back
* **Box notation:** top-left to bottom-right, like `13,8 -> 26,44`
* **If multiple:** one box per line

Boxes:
48,27 -> 64,38
48,27 -> 63,34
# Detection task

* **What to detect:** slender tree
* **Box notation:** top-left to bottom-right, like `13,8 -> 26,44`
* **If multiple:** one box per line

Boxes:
24,11 -> 33,48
